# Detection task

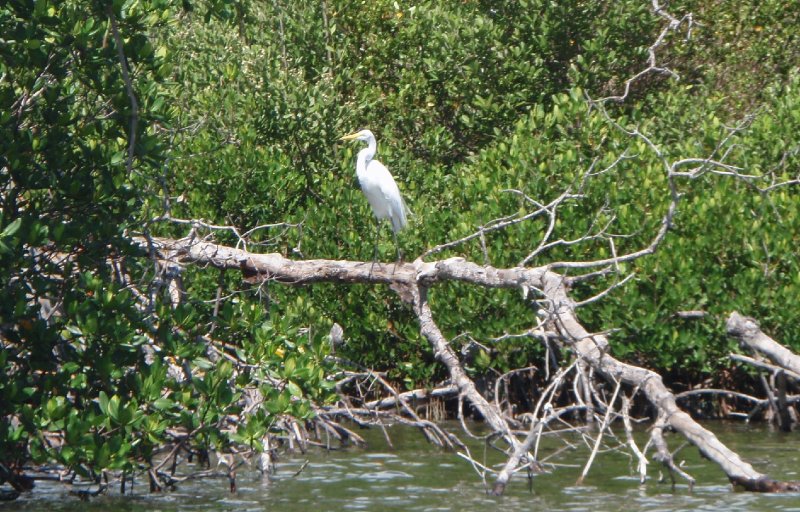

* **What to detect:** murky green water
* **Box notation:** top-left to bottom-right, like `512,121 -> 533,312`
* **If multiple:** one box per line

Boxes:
5,421 -> 800,511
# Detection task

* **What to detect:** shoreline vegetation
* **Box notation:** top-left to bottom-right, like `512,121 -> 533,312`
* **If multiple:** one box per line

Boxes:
2,0 -> 799,500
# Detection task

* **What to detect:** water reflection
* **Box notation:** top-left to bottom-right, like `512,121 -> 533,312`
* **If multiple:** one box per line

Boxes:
5,421 -> 800,511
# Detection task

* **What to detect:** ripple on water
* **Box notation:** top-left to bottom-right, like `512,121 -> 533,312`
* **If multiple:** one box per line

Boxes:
613,475 -> 645,482
349,461 -> 384,469
402,484 -> 451,495
9,422 -> 800,512
306,461 -> 348,471
397,459 -> 427,468
363,452 -> 399,460
359,470 -> 413,482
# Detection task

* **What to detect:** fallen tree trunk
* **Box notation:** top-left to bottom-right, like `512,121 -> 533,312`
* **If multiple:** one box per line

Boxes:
144,235 -> 800,493
727,311 -> 800,431
494,270 -> 800,493
363,384 -> 458,410
727,311 -> 800,377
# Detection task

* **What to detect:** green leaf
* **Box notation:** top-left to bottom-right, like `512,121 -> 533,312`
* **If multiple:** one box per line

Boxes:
110,151 -> 126,165
98,392 -> 110,416
1,218 -> 23,239
286,381 -> 303,398
152,398 -> 175,411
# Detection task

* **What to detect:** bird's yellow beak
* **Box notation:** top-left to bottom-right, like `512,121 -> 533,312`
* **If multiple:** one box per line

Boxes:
339,131 -> 360,142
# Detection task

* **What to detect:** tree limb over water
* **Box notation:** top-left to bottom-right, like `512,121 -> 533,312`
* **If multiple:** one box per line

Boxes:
727,312 -> 800,432
727,312 -> 800,379
141,235 -> 800,494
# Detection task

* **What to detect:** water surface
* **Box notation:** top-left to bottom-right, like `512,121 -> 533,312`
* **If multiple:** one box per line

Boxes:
5,421 -> 800,511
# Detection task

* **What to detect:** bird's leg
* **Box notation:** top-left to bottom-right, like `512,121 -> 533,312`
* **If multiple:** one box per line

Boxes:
392,229 -> 402,265
370,219 -> 380,275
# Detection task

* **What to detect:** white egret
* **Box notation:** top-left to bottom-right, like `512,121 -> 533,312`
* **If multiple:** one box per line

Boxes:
339,129 -> 410,261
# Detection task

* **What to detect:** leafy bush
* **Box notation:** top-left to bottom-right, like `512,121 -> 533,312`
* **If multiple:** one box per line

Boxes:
2,0 -> 799,482
161,0 -> 800,382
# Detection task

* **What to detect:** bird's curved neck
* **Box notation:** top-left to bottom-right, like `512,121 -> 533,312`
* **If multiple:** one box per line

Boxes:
356,139 -> 377,171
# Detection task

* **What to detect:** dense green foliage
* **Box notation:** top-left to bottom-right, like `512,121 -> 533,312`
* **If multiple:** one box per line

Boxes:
0,0 -> 336,484
1,0 -> 168,475
1,0 -> 798,484
164,0 -> 799,378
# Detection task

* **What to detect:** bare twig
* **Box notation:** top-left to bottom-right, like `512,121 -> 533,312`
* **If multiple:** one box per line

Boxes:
576,377 -> 622,485
621,395 -> 648,484
650,413 -> 696,490
597,0 -> 692,104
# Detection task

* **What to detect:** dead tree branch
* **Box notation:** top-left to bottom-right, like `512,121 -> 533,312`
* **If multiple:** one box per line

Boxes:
140,235 -> 800,493
650,413 -> 695,490
727,312 -> 800,431
729,354 -> 800,382
727,312 -> 800,378
597,0 -> 693,103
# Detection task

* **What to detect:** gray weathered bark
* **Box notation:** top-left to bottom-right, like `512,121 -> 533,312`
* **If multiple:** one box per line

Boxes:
727,311 -> 800,431
727,311 -> 800,377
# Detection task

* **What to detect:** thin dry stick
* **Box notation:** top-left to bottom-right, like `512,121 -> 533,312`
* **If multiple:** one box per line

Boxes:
576,377 -> 622,485
489,362 -> 577,495
621,395 -> 648,483
650,415 -> 696,490
730,354 -> 800,382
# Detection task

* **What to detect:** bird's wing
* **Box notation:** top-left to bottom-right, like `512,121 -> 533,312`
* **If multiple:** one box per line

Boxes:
367,159 -> 408,232
366,160 -> 400,195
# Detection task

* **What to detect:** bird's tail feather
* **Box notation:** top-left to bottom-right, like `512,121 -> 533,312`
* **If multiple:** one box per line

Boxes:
391,199 -> 410,233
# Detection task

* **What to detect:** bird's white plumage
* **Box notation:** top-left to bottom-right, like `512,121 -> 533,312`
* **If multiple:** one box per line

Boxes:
341,129 -> 409,233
